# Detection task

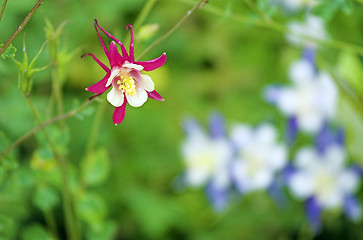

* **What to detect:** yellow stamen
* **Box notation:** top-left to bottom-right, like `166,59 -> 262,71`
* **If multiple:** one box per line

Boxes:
117,73 -> 136,96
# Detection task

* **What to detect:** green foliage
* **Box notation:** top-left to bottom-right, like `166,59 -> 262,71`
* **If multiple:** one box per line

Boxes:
313,0 -> 352,21
76,192 -> 107,230
81,148 -> 110,186
12,37 -> 47,95
21,224 -> 54,240
0,44 -> 17,60
32,185 -> 60,212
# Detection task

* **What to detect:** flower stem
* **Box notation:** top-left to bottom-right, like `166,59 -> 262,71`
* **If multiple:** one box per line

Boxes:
133,0 -> 158,30
0,0 -> 7,22
137,0 -> 207,60
23,94 -> 78,240
0,0 -> 44,56
178,0 -> 363,57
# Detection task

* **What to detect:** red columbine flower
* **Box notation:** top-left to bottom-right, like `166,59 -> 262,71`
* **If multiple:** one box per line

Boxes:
83,19 -> 167,125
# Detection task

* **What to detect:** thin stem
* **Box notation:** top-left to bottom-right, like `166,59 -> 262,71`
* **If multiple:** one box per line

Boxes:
23,95 -> 78,240
0,0 -> 8,22
44,210 -> 59,240
0,99 -> 93,161
243,0 -> 268,22
0,0 -> 44,56
137,0 -> 207,60
133,0 -> 158,30
178,0 -> 363,57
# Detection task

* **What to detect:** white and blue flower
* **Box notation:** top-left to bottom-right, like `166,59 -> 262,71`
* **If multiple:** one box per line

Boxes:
230,123 -> 288,194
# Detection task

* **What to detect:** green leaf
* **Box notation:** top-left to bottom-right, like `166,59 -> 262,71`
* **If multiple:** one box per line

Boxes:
21,224 -> 54,240
81,148 -> 110,186
0,132 -> 18,170
0,44 -> 17,60
32,185 -> 60,212
76,192 -> 107,230
312,0 -> 352,21
85,220 -> 117,240
337,51 -> 363,96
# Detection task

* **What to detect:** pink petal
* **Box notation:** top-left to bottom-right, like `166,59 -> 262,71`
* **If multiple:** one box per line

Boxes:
135,53 -> 167,71
108,41 -> 125,67
95,19 -> 129,59
94,19 -> 109,56
113,97 -> 127,125
81,53 -> 109,72
148,90 -> 164,101
126,24 -> 135,62
86,72 -> 110,93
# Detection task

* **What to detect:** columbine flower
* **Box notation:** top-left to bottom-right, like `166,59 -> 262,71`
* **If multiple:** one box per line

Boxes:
286,15 -> 328,48
83,19 -> 167,125
181,114 -> 232,211
286,127 -> 362,232
265,53 -> 337,134
230,123 -> 287,193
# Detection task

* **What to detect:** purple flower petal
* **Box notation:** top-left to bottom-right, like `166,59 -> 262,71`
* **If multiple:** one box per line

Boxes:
206,183 -> 229,212
286,116 -> 298,146
95,19 -> 129,59
344,195 -> 362,221
86,72 -> 111,93
209,113 -> 225,139
135,53 -> 167,71
303,47 -> 316,71
147,90 -> 164,101
108,41 -> 125,67
126,24 -> 135,62
113,98 -> 127,125
282,164 -> 295,183
306,197 -> 322,234
81,53 -> 110,72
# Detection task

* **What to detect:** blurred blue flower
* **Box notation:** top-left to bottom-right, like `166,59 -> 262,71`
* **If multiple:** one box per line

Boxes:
286,128 -> 362,232
230,123 -> 288,194
265,53 -> 338,134
181,114 -> 233,211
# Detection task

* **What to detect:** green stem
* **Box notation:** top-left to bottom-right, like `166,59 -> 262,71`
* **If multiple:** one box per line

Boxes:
44,210 -> 59,240
0,0 -> 44,56
178,0 -> 363,57
0,99 -> 93,161
84,101 -> 106,156
137,0 -> 207,60
24,95 -> 78,240
0,0 -> 7,22
133,0 -> 158,30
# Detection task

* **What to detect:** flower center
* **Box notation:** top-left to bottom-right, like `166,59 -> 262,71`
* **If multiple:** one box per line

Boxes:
117,72 -> 136,96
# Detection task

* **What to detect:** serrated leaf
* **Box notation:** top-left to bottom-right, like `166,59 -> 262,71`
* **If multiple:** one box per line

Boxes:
32,185 -> 59,212
0,44 -> 17,60
76,193 -> 106,230
81,148 -> 110,186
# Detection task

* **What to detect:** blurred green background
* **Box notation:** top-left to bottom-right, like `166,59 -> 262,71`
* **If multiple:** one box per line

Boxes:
1,0 -> 363,239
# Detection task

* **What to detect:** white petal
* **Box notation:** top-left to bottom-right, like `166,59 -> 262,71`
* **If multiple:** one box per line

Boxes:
289,173 -> 314,199
289,59 -> 315,85
255,124 -> 277,144
106,68 -> 121,87
122,63 -> 143,71
276,89 -> 298,115
230,124 -> 253,148
107,87 -> 124,107
126,87 -> 148,107
139,74 -> 154,91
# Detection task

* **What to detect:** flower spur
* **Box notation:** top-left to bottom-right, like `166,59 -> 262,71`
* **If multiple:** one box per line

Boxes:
82,19 -> 167,125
